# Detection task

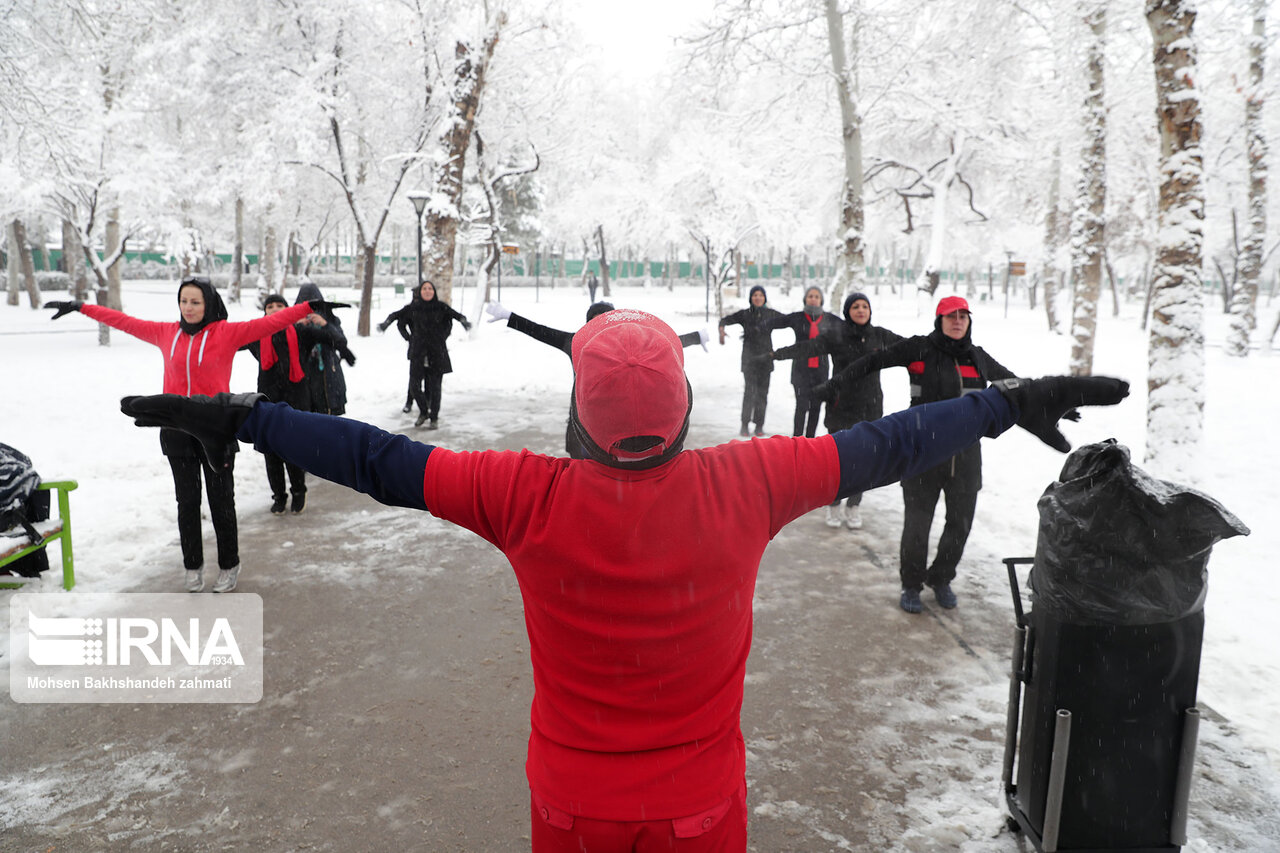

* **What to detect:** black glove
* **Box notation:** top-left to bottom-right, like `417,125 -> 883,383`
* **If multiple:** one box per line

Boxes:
342,351 -> 356,366
44,300 -> 82,320
120,393 -> 265,470
992,376 -> 1129,453
813,381 -> 837,404
310,300 -> 351,313
773,345 -> 797,361
376,321 -> 389,333
462,320 -> 473,332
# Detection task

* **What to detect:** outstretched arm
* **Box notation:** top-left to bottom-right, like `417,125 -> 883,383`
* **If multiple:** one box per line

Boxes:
120,394 -> 432,506
239,403 -> 432,510
507,312 -> 574,356
829,377 -> 1131,497
831,387 -> 1013,499
772,336 -> 832,362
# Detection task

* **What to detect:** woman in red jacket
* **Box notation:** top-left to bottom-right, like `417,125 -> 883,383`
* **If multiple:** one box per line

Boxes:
46,276 -> 320,593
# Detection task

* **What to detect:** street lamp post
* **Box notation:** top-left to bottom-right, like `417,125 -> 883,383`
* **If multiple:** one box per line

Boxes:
407,191 -> 429,289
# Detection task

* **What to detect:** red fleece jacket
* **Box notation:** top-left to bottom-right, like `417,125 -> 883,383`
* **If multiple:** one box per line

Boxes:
80,302 -> 313,396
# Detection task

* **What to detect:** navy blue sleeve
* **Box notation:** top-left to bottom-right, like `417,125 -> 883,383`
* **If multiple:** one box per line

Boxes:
236,402 -> 432,511
830,386 -> 1016,499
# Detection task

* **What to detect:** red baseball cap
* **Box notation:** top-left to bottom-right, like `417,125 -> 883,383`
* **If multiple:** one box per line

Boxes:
935,295 -> 972,316
571,309 -> 690,462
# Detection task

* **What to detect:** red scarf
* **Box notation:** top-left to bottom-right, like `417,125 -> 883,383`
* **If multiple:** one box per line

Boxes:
260,326 -> 305,383
806,314 -> 823,368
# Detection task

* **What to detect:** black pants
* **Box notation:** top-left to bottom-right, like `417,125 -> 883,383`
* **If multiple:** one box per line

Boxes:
899,466 -> 979,591
740,365 -> 771,430
168,454 -> 239,572
824,411 -> 865,507
409,361 -> 445,419
264,453 -> 306,501
792,383 -> 822,438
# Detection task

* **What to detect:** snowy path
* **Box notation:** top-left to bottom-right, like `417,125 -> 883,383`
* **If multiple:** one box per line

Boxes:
3,385 -> 1278,851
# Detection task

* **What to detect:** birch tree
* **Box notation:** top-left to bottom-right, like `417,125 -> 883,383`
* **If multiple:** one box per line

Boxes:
824,0 -> 865,306
1068,1 -> 1107,376
1041,142 -> 1066,333
1225,0 -> 1266,357
1144,0 -> 1205,480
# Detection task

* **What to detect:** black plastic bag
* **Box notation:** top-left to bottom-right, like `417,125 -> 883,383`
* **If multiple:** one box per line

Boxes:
1031,440 -> 1249,625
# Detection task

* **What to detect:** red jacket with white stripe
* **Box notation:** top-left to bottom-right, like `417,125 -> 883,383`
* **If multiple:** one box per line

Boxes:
80,302 -> 314,396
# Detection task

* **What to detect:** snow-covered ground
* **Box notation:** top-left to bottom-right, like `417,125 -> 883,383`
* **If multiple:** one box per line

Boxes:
2,278 -> 1278,845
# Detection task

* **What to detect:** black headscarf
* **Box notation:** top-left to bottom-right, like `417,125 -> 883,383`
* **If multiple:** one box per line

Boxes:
929,312 -> 974,357
177,276 -> 228,335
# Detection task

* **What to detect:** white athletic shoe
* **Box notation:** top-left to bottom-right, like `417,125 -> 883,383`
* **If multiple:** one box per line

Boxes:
185,570 -> 204,593
212,565 -> 241,593
845,506 -> 863,530
825,505 -> 844,528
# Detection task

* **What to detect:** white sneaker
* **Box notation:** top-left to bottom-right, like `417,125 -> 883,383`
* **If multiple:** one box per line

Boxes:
185,569 -> 204,593
211,565 -> 241,593
825,505 -> 844,528
845,506 -> 863,530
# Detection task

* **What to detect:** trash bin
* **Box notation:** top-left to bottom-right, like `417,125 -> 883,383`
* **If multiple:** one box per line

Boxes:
393,276 -> 406,296
1002,441 -> 1248,852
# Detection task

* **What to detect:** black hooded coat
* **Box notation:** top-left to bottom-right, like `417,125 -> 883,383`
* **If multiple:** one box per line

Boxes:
383,287 -> 470,374
294,283 -> 353,415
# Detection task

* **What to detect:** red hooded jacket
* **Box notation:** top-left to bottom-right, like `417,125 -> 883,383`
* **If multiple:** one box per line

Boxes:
80,301 -> 314,397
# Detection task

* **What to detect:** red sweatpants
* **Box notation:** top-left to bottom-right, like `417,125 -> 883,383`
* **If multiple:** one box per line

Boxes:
530,782 -> 748,853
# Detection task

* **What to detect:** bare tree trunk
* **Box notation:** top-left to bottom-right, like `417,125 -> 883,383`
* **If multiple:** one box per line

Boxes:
1227,0 -> 1267,357
1103,251 -> 1120,316
824,0 -> 865,308
232,197 -> 244,304
595,224 -> 611,297
1145,0 -> 1205,480
1041,143 -> 1064,333
263,225 -> 277,308
917,135 -> 962,298
62,218 -> 88,302
1069,1 -> 1106,377
423,17 -> 505,306
11,219 -> 41,308
5,221 -> 19,306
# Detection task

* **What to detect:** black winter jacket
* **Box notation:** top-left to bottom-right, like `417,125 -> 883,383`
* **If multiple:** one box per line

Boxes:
765,309 -> 842,387
296,284 -> 354,415
775,294 -> 903,425
719,304 -> 782,373
244,322 -> 332,411
830,325 -> 1016,487
381,296 -> 471,374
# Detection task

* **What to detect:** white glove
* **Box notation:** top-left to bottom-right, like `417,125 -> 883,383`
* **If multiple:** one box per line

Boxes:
698,327 -> 710,352
485,301 -> 511,323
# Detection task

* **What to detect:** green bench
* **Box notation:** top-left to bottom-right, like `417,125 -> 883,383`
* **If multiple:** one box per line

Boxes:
0,480 -> 78,590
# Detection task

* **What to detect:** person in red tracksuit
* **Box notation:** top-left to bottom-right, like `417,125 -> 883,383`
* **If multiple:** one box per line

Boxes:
818,295 -> 1017,614
120,309 -> 1127,852
45,277 -> 322,593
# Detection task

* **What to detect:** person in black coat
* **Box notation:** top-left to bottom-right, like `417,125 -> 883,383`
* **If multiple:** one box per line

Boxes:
773,291 -> 902,528
484,300 -> 708,457
763,286 -> 842,438
718,284 -> 782,437
819,295 -> 1016,613
378,280 -> 471,429
294,282 -> 355,416
243,294 -> 338,514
